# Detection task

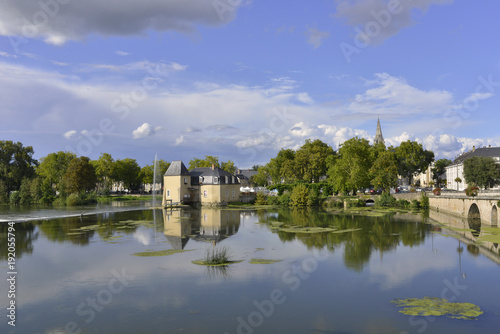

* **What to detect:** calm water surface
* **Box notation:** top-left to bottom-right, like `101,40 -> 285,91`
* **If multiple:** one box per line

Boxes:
1,205 -> 499,334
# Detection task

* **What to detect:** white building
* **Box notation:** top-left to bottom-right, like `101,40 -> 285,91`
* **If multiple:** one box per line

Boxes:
446,146 -> 500,191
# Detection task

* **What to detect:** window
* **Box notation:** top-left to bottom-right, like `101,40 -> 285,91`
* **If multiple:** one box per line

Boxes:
214,177 -> 218,184
232,189 -> 235,198
225,189 -> 229,198
167,190 -> 170,197
184,177 -> 188,184
204,190 -> 208,198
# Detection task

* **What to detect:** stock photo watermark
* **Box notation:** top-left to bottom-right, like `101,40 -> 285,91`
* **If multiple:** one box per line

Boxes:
6,222 -> 17,327
224,249 -> 329,334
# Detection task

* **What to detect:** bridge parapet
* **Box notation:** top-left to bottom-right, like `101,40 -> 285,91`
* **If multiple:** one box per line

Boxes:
429,195 -> 499,226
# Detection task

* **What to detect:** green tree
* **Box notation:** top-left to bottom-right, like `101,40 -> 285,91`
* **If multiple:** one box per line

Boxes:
252,166 -> 269,186
91,153 -> 114,192
394,140 -> 434,185
189,155 -> 220,169
112,158 -> 142,192
463,156 -> 500,189
63,157 -> 97,194
37,151 -> 76,190
370,150 -> 398,192
0,140 -> 38,193
329,137 -> 373,194
221,160 -> 236,174
432,159 -> 452,186
294,139 -> 335,183
266,149 -> 295,183
290,184 -> 310,207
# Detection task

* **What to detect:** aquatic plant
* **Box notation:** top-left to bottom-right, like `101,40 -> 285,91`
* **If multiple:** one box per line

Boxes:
392,297 -> 483,320
132,249 -> 193,257
249,259 -> 283,264
192,246 -> 242,266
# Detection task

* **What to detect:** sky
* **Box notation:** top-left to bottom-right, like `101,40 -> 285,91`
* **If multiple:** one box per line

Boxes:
0,0 -> 499,168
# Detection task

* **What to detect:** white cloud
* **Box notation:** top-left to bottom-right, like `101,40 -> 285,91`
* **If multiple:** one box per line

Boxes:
115,51 -> 130,56
0,0 -> 247,44
0,50 -> 17,58
335,0 -> 454,44
305,27 -> 330,48
463,92 -> 494,105
175,135 -> 185,145
133,123 -> 156,139
63,130 -> 77,140
289,122 -> 318,137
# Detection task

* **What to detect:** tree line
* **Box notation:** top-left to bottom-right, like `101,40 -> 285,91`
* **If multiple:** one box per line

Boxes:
0,140 -> 235,206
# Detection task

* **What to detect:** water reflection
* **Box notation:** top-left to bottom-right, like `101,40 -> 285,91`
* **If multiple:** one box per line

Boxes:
0,222 -> 38,260
163,208 -> 241,249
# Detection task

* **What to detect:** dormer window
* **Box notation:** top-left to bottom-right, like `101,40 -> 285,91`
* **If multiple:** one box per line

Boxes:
214,177 -> 218,184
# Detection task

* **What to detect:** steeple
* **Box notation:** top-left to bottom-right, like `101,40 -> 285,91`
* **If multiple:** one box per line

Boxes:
374,118 -> 384,145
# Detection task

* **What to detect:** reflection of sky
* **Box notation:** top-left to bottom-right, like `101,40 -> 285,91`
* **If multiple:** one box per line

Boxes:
1,209 -> 500,334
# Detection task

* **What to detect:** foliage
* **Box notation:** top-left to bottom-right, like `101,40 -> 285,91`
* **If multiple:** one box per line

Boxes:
394,140 -> 434,184
410,199 -> 421,209
329,137 -> 373,194
0,180 -> 8,204
370,150 -> 398,191
432,188 -> 442,196
454,177 -> 462,183
66,193 -> 83,206
464,185 -> 479,197
19,178 -> 35,205
0,140 -> 38,193
140,159 -> 170,185
279,193 -> 291,206
266,195 -> 280,206
91,153 -> 115,192
9,191 -> 20,205
189,155 -> 220,169
202,246 -> 232,265
221,160 -> 236,174
432,158 -> 452,184
420,192 -> 429,209
112,158 -> 142,192
252,166 -> 270,186
375,191 -> 397,208
37,151 -> 76,189
66,192 -> 97,206
397,199 -> 411,209
63,157 -> 97,194
294,139 -> 335,183
463,156 -> 500,189
254,193 -> 268,205
290,184 -> 310,207
392,297 -> 483,320
266,148 -> 296,183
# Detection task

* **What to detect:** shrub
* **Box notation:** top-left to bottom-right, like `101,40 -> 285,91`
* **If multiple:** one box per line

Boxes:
9,191 -> 20,205
279,193 -> 291,207
465,186 -> 479,197
420,193 -> 429,209
397,199 -> 411,209
321,197 -> 343,209
410,199 -> 421,209
0,180 -> 8,204
19,178 -> 33,205
67,193 -> 83,206
375,191 -> 397,207
255,193 -> 268,205
432,188 -> 442,196
266,196 -> 280,206
290,184 -> 310,207
307,188 -> 319,206
203,246 -> 231,265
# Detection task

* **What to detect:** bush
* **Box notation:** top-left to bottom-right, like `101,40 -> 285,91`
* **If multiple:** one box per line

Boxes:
432,188 -> 442,196
254,193 -> 268,205
266,195 -> 280,206
465,186 -> 479,197
290,184 -> 310,207
9,191 -> 20,205
410,199 -> 421,209
420,193 -> 429,209
322,197 -> 343,209
67,193 -> 83,206
307,188 -> 319,206
0,180 -> 8,204
19,178 -> 33,205
279,193 -> 291,207
375,191 -> 397,207
397,199 -> 411,209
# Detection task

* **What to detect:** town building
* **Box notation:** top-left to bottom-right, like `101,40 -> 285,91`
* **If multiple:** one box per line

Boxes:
162,161 -> 241,206
374,118 -> 385,146
446,146 -> 500,191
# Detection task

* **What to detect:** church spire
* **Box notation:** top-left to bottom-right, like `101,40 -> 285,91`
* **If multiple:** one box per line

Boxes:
374,118 -> 384,145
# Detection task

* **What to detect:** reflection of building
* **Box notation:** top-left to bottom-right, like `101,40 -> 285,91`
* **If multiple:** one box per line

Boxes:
163,208 -> 241,249
446,146 -> 500,191
163,161 -> 241,205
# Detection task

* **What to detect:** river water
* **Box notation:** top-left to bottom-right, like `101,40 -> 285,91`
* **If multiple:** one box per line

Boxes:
1,204 -> 499,334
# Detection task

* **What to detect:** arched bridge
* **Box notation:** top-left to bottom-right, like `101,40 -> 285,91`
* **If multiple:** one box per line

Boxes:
429,195 -> 499,226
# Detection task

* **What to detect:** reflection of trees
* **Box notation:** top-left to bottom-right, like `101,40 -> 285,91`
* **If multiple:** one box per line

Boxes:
266,209 -> 429,271
0,222 -> 38,260
38,217 -> 94,246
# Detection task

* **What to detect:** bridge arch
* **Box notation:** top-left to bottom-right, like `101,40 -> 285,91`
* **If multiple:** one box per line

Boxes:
467,203 -> 481,236
492,205 -> 498,226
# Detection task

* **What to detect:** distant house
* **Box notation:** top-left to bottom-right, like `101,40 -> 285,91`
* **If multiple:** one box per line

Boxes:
163,161 -> 241,206
235,169 -> 258,187
446,146 -> 500,191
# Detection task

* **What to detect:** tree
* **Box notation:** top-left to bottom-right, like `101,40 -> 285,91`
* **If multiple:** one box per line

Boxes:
454,177 -> 462,191
0,140 -> 38,193
294,139 -> 335,183
329,137 -> 373,194
189,155 -> 220,169
112,158 -> 142,192
221,160 -> 236,174
463,156 -> 500,190
63,157 -> 98,194
432,159 -> 452,186
37,151 -> 76,189
252,166 -> 270,186
91,153 -> 114,192
370,150 -> 398,192
266,149 -> 295,183
394,140 -> 434,185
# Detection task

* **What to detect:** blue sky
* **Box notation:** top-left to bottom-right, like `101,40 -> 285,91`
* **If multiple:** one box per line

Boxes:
0,0 -> 499,168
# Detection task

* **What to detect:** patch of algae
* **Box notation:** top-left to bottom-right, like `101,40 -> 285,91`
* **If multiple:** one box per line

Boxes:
191,260 -> 243,266
132,249 -> 193,257
249,258 -> 283,264
392,297 -> 483,320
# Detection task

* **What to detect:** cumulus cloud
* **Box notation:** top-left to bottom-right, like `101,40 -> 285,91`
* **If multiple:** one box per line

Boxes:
0,0 -> 246,44
63,130 -> 77,140
335,0 -> 454,44
175,135 -> 185,145
132,123 -> 161,139
115,51 -> 130,57
305,27 -> 330,48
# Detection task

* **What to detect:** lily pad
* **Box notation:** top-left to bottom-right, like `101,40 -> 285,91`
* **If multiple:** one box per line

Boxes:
132,249 -> 193,257
392,297 -> 483,320
249,258 -> 283,264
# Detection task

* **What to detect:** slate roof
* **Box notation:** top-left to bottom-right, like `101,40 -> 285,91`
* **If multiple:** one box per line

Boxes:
235,169 -> 258,180
189,167 -> 235,178
164,160 -> 191,176
452,147 -> 500,165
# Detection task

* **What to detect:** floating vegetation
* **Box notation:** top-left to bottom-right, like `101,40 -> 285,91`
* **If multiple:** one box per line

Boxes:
249,258 -> 283,264
101,235 -> 123,242
268,221 -> 362,234
255,248 -> 265,251
192,246 -> 242,266
132,249 -> 193,257
476,226 -> 500,243
392,297 -> 483,320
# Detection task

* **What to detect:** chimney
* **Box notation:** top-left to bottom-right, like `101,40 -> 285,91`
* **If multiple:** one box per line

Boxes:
211,164 -> 215,170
